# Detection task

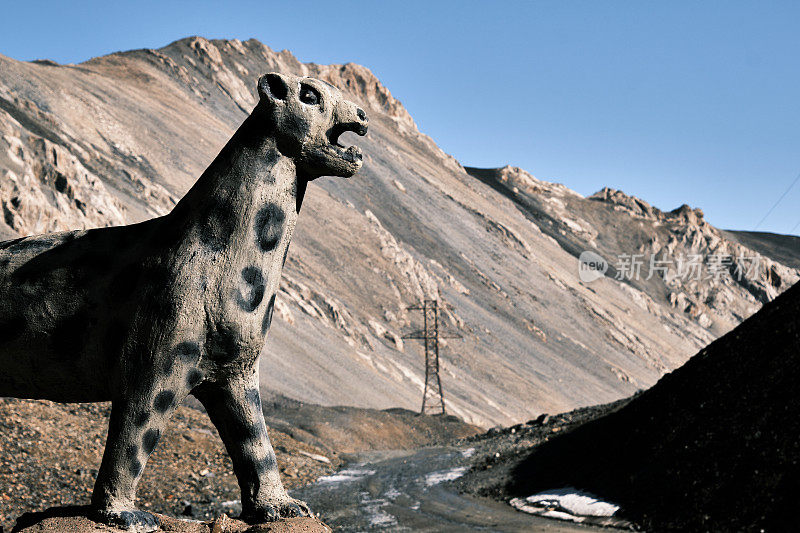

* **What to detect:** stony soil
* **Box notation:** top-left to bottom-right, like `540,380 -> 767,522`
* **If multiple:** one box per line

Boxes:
0,399 -> 340,531
12,510 -> 330,533
458,280 -> 800,532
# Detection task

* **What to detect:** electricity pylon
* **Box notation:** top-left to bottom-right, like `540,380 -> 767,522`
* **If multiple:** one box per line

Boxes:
402,299 -> 461,415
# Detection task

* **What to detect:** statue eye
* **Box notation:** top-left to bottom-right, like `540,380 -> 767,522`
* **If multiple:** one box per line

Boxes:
299,85 -> 320,105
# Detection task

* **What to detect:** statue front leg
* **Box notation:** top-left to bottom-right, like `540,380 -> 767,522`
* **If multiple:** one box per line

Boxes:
193,370 -> 310,522
91,386 -> 184,532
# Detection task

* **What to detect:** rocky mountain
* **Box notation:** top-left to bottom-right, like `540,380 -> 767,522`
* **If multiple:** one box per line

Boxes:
0,37 -> 797,427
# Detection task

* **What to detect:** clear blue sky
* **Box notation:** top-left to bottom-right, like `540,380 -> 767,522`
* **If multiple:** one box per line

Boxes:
1,1 -> 798,235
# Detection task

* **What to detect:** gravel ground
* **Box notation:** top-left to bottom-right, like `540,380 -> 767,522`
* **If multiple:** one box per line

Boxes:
0,399 -> 340,531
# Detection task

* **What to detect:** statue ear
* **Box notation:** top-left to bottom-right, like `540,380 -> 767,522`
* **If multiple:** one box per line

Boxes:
258,73 -> 289,103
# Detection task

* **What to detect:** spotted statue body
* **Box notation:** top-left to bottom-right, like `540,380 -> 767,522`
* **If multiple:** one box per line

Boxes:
0,72 -> 368,531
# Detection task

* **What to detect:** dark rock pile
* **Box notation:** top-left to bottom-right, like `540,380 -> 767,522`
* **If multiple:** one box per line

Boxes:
498,281 -> 800,531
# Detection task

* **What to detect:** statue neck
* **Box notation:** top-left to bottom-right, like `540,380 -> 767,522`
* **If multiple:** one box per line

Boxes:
168,110 -> 309,254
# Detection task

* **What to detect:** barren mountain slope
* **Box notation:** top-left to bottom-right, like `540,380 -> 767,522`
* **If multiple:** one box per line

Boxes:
1,37 -> 796,426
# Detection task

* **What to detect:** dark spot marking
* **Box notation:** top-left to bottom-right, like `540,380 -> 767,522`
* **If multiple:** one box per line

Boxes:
242,422 -> 264,441
207,325 -> 241,362
142,429 -> 161,455
51,309 -> 93,360
235,266 -> 265,312
261,294 -> 276,335
357,108 -> 366,121
254,203 -> 285,253
245,388 -> 261,409
129,458 -> 142,478
199,198 -> 236,252
126,445 -> 141,477
153,391 -> 175,414
0,315 -> 25,343
186,369 -> 204,388
255,455 -> 277,474
134,411 -> 150,427
174,342 -> 201,365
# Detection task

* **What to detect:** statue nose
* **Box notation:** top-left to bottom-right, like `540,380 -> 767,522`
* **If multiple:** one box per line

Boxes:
337,103 -> 368,136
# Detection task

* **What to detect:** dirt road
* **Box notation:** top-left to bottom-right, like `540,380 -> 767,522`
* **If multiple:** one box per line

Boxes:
295,446 -> 608,532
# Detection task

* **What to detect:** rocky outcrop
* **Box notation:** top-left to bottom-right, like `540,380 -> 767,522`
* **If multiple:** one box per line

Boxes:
466,166 -> 799,337
589,186 -> 798,320
0,116 -> 127,235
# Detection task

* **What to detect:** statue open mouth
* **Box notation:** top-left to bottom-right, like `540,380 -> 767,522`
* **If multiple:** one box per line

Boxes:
328,122 -> 368,163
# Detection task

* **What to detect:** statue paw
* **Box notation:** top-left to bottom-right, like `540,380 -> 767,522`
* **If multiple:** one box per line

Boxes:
278,497 -> 312,518
243,497 -> 312,522
92,508 -> 160,532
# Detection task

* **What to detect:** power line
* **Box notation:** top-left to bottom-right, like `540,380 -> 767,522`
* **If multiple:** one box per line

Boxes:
754,170 -> 800,231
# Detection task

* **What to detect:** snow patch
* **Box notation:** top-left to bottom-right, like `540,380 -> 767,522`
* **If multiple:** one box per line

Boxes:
384,487 -> 401,500
359,491 -> 397,528
316,466 -> 376,485
424,466 -> 468,486
510,488 -> 628,526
